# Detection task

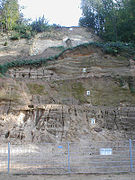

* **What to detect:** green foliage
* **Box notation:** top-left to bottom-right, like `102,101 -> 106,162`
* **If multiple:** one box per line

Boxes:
0,0 -> 35,39
51,24 -> 62,29
0,0 -> 65,41
0,55 -> 56,75
27,83 -> 45,95
0,1 -> 60,40
80,0 -> 135,43
57,41 -> 135,57
72,82 -> 86,103
0,41 -> 134,75
31,16 -> 49,33
102,42 -> 135,56
3,41 -> 8,46
12,23 -> 35,39
0,0 -> 20,31
20,31 -> 32,39
10,32 -> 20,40
50,46 -> 65,51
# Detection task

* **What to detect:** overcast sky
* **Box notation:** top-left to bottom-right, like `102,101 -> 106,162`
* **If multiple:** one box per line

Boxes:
19,0 -> 82,27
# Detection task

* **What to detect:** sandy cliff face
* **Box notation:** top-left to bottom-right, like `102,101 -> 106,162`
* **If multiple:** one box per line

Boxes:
0,27 -> 135,144
1,103 -> 135,144
0,27 -> 99,62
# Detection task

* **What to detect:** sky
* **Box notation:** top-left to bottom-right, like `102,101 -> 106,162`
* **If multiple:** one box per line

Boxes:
19,0 -> 82,27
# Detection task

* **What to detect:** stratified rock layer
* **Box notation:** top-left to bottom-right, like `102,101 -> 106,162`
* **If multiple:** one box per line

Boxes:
0,27 -> 135,144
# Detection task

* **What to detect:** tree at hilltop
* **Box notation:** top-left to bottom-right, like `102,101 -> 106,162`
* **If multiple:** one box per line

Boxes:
31,15 -> 49,33
79,0 -> 135,43
0,0 -> 20,31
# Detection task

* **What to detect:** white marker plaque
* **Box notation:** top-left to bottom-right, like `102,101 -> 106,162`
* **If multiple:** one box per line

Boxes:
87,91 -> 90,95
100,148 -> 112,155
83,68 -> 86,72
90,118 -> 95,124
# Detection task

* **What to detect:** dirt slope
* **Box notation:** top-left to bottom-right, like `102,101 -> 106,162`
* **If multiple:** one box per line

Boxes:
0,27 -> 100,64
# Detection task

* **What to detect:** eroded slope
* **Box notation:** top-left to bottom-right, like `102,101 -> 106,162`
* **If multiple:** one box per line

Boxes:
0,29 -> 135,144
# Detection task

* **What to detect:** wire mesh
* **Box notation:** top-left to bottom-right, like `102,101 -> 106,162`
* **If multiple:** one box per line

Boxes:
0,140 -> 134,174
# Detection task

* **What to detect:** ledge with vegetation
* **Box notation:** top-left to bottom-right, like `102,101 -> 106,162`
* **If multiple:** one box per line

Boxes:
0,41 -> 135,75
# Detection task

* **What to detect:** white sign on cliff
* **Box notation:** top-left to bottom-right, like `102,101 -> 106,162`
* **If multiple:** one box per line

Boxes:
100,148 -> 112,155
82,68 -> 86,72
90,118 -> 95,124
87,91 -> 90,95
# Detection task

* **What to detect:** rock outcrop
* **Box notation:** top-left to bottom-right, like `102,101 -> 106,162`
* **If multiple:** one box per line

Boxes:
0,27 -> 135,144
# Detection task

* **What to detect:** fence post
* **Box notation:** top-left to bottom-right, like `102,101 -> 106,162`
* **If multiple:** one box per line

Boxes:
129,139 -> 133,172
68,142 -> 70,173
8,142 -> 10,174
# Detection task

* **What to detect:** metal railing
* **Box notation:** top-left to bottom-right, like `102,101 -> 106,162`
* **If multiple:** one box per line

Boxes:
0,140 -> 135,174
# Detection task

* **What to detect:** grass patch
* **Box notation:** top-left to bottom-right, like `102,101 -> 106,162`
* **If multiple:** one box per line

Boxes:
53,78 -> 135,106
91,79 -> 135,106
27,83 -> 45,95
71,82 -> 86,103
57,81 -> 86,104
